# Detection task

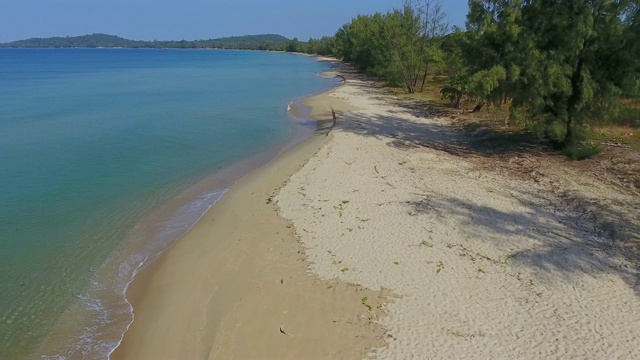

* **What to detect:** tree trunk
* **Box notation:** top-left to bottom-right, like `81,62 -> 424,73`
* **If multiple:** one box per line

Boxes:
503,98 -> 513,127
420,63 -> 428,92
472,102 -> 485,113
565,46 -> 586,146
565,119 -> 573,145
400,63 -> 414,94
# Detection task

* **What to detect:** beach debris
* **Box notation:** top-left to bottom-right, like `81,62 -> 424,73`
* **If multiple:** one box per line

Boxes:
334,200 -> 350,217
602,141 -> 631,148
361,297 -> 373,312
279,324 -> 289,336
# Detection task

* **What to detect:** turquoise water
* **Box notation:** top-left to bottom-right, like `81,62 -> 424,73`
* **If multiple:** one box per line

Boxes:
0,49 -> 334,358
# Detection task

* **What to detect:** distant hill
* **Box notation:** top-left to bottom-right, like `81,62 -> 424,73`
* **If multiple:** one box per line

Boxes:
0,34 -> 144,48
0,33 -> 292,50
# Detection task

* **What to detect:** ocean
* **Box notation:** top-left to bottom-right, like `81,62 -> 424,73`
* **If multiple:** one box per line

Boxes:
0,48 -> 336,358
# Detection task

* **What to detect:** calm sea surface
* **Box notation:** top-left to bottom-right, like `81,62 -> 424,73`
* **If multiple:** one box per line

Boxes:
0,48 -> 334,358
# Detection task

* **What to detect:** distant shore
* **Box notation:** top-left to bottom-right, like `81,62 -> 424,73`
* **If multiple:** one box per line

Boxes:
0,33 -> 294,51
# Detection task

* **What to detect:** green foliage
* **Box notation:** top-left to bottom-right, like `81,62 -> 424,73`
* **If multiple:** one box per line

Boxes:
286,37 -> 300,52
306,36 -> 336,56
385,6 -> 424,92
468,65 -> 506,102
329,1 -> 450,93
439,28 -> 473,106
458,0 -> 640,151
334,13 -> 393,75
440,75 -> 469,108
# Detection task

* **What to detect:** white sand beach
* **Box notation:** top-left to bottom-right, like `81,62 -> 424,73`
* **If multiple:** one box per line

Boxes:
277,62 -> 640,359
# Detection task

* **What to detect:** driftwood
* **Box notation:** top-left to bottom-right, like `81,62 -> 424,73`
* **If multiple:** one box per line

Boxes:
279,325 -> 289,336
328,108 -> 337,136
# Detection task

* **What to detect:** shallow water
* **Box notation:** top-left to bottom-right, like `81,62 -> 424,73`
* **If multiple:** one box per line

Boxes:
0,48 -> 334,358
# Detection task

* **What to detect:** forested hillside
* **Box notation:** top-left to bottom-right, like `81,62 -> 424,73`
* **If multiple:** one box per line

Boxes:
0,33 -> 291,50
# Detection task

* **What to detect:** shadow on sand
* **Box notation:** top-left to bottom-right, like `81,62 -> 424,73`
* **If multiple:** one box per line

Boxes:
330,75 -> 640,297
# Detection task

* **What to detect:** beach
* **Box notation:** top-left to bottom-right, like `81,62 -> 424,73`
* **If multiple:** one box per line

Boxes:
111,73 -> 387,359
114,59 -> 640,359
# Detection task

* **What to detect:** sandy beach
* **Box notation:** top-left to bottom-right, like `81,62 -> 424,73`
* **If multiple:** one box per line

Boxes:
114,59 -> 640,359
278,63 -> 640,358
111,74 -> 387,359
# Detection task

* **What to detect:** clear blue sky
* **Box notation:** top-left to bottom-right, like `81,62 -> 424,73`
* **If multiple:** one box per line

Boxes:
0,0 -> 469,43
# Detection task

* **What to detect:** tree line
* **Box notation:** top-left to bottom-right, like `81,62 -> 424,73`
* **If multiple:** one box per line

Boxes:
298,0 -> 640,157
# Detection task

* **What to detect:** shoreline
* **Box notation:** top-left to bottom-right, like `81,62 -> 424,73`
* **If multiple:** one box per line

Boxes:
32,57 -> 348,358
111,65 -> 389,359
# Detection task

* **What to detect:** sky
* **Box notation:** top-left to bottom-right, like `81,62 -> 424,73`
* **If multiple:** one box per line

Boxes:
0,0 -> 469,43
